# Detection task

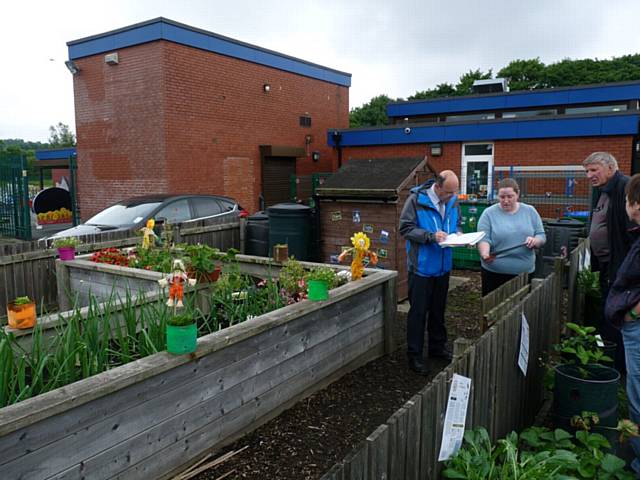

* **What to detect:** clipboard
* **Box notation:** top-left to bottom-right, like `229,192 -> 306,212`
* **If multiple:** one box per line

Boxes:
490,242 -> 527,256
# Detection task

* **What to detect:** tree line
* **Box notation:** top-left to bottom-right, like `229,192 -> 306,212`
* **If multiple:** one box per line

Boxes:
350,54 -> 640,128
0,123 -> 76,177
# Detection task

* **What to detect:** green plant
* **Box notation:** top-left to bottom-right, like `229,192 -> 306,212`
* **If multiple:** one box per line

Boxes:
304,266 -> 338,289
279,258 -> 306,296
556,322 -> 612,366
442,426 -> 634,480
12,296 -> 32,305
577,268 -> 601,299
52,237 -> 81,249
167,314 -> 195,327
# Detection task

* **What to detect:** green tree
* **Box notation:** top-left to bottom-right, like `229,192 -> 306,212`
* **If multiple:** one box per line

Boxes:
349,94 -> 401,128
409,83 -> 456,100
497,58 -> 548,90
455,69 -> 493,95
48,122 -> 76,147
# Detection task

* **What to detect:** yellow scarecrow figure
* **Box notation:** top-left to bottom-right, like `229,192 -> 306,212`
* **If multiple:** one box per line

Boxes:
140,219 -> 158,250
338,232 -> 378,280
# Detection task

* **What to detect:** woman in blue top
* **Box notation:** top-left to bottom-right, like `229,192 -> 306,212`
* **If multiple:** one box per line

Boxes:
477,178 -> 546,296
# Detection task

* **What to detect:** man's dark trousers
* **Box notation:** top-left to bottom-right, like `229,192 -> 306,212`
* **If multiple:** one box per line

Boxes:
598,264 -> 626,372
407,272 -> 449,360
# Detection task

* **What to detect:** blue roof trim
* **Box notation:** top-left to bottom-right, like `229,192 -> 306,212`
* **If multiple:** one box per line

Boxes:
327,113 -> 640,147
67,18 -> 351,87
387,82 -> 640,117
35,148 -> 77,160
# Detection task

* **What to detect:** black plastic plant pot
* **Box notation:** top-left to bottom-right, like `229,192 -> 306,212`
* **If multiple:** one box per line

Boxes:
553,363 -> 620,431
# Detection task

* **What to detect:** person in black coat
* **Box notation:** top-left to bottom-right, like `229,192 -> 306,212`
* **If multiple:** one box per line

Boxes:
605,173 -> 640,475
584,152 -> 635,371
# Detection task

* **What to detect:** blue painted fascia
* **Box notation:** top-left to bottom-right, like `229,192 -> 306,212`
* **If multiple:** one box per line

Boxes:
35,148 -> 77,160
387,82 -> 640,117
67,18 -> 351,87
327,113 -> 640,147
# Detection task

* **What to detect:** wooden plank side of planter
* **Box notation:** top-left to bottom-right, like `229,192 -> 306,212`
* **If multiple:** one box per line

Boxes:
343,443 -> 367,480
419,381 -> 437,480
404,394 -> 422,480
1,288 -> 385,479
106,328 -> 385,480
366,424 -> 389,480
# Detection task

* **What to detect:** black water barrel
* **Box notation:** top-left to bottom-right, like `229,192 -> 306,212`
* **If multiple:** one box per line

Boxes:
246,211 -> 269,257
544,218 -> 586,257
267,203 -> 311,261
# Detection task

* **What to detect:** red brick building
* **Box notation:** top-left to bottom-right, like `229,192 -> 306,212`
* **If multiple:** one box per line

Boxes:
328,81 -> 640,217
66,18 -> 350,218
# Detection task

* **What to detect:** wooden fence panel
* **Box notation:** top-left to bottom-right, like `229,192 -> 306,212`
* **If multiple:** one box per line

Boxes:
324,271 -> 561,479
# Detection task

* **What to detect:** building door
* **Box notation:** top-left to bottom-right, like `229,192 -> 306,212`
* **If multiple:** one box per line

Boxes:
262,156 -> 296,207
461,143 -> 494,199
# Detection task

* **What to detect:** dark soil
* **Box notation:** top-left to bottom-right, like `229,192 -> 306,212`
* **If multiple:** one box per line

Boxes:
191,270 -> 482,480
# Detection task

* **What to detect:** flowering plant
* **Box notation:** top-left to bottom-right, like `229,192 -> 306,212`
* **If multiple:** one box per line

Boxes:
52,237 -> 81,249
90,247 -> 131,267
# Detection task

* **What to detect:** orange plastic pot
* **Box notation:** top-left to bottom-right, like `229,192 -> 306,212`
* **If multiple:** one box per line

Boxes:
7,301 -> 37,329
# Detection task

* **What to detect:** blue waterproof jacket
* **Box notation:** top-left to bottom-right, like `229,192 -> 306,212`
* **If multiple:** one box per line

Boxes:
399,181 -> 460,277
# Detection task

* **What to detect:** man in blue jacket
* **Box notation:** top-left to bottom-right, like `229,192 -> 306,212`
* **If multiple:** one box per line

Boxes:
399,170 -> 461,375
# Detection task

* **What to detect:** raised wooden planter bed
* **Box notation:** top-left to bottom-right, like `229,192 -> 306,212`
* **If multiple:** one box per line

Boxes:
0,255 -> 397,480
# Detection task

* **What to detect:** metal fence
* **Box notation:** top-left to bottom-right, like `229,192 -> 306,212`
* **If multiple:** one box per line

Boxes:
0,153 -> 31,240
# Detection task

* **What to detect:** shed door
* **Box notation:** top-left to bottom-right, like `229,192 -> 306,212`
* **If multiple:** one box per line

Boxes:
262,156 -> 295,207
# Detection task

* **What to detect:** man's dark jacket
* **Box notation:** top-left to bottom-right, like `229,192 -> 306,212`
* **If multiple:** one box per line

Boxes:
605,233 -> 640,327
590,171 -> 635,281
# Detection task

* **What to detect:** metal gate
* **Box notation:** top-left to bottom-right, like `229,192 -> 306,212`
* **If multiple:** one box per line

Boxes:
0,152 -> 31,240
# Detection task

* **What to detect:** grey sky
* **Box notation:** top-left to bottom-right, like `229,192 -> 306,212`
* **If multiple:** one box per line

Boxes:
2,0 -> 640,142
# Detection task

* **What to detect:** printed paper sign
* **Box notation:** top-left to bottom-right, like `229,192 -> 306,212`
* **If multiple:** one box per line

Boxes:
331,211 -> 342,221
379,230 -> 389,244
378,248 -> 388,258
582,249 -> 591,271
363,224 -> 373,234
518,313 -> 530,376
438,374 -> 472,462
330,254 -> 340,264
352,210 -> 361,223
595,334 -> 605,347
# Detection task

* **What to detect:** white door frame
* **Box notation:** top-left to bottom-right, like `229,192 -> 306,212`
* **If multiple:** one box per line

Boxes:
461,142 -> 494,198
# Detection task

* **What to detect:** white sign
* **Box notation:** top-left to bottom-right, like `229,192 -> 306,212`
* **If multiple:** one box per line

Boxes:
438,374 -> 472,461
518,313 -> 530,376
595,334 -> 605,347
581,249 -> 591,272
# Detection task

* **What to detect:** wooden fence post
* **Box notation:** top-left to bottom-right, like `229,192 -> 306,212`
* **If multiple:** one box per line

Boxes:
55,259 -> 72,312
383,276 -> 398,354
239,217 -> 247,254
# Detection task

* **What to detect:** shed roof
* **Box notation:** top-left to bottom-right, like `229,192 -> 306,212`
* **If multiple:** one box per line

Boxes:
316,157 -> 425,199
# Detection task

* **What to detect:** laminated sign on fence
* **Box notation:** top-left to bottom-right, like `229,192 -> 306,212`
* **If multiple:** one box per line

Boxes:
518,313 -> 530,376
438,373 -> 472,461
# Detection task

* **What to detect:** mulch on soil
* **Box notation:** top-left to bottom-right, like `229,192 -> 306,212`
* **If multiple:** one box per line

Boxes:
190,270 -> 482,480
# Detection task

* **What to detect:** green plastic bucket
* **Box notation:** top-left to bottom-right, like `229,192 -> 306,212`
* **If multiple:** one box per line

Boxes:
307,280 -> 329,301
166,323 -> 197,354
553,363 -> 619,430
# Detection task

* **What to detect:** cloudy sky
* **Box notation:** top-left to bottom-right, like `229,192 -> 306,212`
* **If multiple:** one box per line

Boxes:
2,0 -> 640,142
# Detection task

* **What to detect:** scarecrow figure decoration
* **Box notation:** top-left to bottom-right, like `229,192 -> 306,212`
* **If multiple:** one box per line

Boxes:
338,232 -> 378,280
140,218 -> 159,250
158,259 -> 196,307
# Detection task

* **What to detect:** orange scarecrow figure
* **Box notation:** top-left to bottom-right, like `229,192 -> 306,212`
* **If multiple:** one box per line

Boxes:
140,218 -> 158,250
158,259 -> 197,307
338,232 -> 378,280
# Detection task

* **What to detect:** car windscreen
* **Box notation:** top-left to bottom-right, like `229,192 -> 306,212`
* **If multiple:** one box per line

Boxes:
85,201 -> 162,227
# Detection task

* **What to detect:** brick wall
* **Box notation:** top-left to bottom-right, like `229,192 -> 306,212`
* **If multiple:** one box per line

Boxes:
73,40 -> 349,218
342,136 -> 633,177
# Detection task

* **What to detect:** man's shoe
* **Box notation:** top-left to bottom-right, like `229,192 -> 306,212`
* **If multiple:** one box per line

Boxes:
408,358 -> 430,376
429,346 -> 453,362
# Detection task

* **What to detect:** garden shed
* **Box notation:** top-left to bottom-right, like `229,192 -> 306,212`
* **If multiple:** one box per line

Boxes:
316,157 -> 432,301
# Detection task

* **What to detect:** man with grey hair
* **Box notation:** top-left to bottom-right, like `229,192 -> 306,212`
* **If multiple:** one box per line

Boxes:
584,151 -> 635,371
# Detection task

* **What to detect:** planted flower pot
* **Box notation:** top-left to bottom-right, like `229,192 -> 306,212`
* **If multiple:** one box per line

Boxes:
7,298 -> 37,329
206,265 -> 222,283
307,280 -> 329,301
553,363 -> 619,431
166,316 -> 197,355
57,246 -> 76,261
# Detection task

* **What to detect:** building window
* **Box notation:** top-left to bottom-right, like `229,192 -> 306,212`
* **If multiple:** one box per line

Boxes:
502,109 -> 557,119
445,112 -> 495,122
299,115 -> 312,127
565,104 -> 628,115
